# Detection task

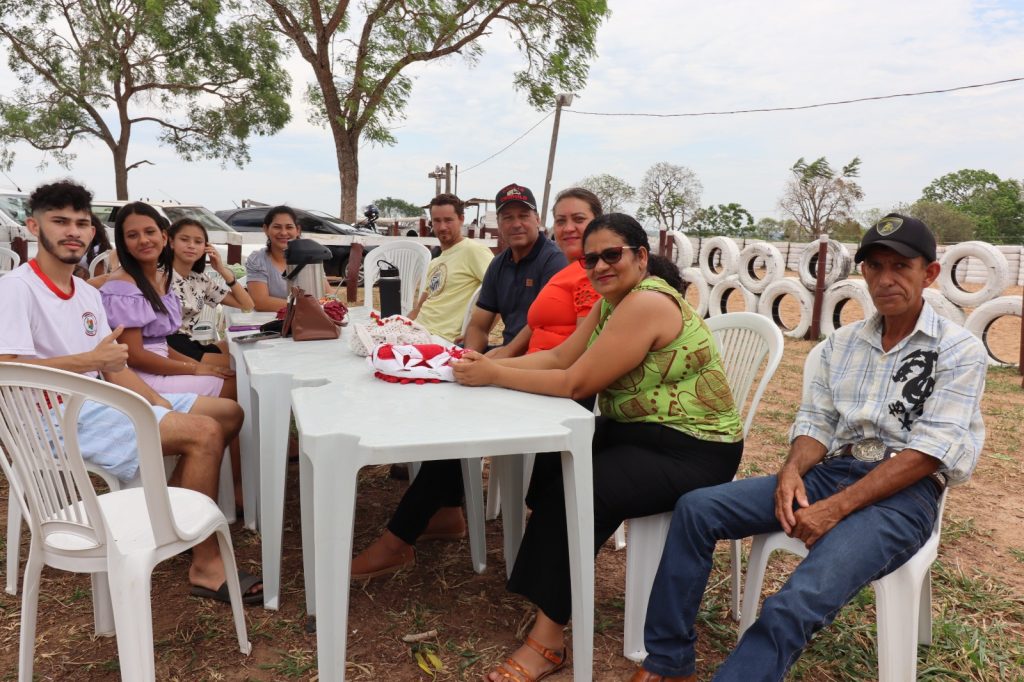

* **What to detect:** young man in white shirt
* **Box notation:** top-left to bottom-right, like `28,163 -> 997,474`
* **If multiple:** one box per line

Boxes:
0,180 -> 261,604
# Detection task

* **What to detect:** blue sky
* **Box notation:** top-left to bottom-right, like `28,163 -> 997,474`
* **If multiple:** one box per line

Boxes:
2,0 -> 1023,222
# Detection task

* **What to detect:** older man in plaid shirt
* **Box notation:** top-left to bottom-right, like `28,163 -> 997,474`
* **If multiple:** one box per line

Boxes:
630,214 -> 987,682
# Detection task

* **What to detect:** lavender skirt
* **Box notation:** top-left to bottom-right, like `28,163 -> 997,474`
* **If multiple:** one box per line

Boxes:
137,341 -> 225,397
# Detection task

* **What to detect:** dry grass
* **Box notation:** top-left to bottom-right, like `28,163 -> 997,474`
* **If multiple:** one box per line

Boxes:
2,312 -> 1023,680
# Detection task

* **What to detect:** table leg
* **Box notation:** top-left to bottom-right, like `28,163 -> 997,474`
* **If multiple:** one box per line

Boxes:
494,453 -> 527,579
562,442 -> 594,682
311,444 -> 359,681
299,443 -> 316,617
461,458 -> 486,574
256,373 -> 292,610
234,346 -> 260,531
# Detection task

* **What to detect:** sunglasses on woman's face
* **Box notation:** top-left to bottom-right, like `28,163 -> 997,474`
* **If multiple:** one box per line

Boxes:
579,245 -> 639,269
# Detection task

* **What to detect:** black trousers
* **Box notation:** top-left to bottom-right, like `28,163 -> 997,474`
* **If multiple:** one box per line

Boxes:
506,418 -> 743,625
387,459 -> 465,544
166,332 -> 222,361
387,396 -> 596,546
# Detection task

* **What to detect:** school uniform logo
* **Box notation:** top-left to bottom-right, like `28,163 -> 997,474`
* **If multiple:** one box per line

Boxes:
82,312 -> 98,336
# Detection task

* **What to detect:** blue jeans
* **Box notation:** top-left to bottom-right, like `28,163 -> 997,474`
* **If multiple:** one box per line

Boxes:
641,457 -> 941,682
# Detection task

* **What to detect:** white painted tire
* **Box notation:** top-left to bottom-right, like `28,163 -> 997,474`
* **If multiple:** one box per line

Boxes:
737,242 -> 785,294
707,275 -> 760,316
699,236 -> 740,286
798,239 -> 853,290
670,231 -> 694,270
757,276 -> 814,339
922,288 -> 966,326
938,241 -> 1009,308
964,295 -> 1021,366
820,280 -> 876,336
680,267 -> 709,318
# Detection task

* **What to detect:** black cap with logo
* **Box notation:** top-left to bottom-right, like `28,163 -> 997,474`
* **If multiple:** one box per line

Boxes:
495,182 -> 537,213
854,213 -> 937,263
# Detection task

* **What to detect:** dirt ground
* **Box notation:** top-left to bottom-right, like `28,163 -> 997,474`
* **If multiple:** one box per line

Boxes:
1,278 -> 1022,681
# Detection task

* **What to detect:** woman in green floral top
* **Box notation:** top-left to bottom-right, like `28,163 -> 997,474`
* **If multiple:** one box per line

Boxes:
453,213 -> 742,682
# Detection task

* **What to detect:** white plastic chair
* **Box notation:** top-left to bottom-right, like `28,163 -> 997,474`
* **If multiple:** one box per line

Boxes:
0,245 -> 18,273
737,341 -> 949,682
5,462 -> 121,596
363,241 -> 432,315
622,311 -> 785,662
0,363 -> 251,681
460,284 -> 483,339
88,249 -> 114,277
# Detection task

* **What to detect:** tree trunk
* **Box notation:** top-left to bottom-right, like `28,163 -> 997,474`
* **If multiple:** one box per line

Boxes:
337,130 -> 360,223
113,143 -> 129,200
113,101 -> 132,199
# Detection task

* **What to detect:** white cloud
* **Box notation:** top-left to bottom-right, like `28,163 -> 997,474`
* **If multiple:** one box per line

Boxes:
2,0 -> 1022,224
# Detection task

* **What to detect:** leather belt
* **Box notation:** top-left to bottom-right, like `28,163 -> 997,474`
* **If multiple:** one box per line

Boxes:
826,438 -> 947,493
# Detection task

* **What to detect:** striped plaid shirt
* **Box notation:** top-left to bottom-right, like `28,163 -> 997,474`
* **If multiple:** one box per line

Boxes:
790,301 -> 986,486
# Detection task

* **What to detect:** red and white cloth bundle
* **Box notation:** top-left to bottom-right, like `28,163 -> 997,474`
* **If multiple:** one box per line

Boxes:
368,343 -> 467,384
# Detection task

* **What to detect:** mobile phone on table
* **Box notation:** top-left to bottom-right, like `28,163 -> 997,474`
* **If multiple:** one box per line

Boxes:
234,331 -> 281,344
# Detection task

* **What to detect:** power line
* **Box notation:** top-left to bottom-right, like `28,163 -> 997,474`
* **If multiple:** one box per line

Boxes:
567,77 -> 1024,118
460,111 -> 553,174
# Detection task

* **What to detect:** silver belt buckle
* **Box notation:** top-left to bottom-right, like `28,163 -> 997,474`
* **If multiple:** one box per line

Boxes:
851,438 -> 887,462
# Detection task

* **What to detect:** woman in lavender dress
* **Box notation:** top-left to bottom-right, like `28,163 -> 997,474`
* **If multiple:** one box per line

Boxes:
99,202 -> 233,398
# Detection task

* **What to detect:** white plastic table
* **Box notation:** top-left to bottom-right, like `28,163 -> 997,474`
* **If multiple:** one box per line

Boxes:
291,365 -> 596,682
230,308 -> 484,610
225,311 -> 277,531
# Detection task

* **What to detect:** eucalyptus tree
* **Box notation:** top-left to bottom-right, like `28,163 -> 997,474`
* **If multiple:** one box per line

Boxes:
260,0 -> 611,221
0,0 -> 290,198
778,156 -> 864,238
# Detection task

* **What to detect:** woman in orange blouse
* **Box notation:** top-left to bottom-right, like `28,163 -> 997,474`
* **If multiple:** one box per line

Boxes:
490,187 -> 603,357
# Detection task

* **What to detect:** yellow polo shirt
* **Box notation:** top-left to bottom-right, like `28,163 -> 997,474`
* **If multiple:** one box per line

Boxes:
416,238 -> 494,341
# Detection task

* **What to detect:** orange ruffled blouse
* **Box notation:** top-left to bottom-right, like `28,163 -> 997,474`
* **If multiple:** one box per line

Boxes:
525,260 -> 600,354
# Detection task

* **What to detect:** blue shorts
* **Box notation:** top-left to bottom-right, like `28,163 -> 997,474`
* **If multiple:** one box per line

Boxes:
77,393 -> 198,481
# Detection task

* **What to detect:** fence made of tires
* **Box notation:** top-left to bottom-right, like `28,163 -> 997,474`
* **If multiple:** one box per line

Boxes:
666,233 -> 1021,367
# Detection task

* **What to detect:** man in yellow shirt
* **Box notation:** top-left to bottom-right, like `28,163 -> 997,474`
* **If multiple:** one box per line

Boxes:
409,193 -> 493,341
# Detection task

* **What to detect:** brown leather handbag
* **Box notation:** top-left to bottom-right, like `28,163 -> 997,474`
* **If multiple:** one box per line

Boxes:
281,287 -> 340,341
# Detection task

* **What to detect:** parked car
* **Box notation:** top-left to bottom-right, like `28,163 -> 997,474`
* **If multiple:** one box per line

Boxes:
0,191 -> 29,226
217,206 -> 377,281
91,199 -> 266,268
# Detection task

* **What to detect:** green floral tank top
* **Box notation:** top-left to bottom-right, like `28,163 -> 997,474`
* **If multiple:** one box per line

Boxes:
588,277 -> 742,443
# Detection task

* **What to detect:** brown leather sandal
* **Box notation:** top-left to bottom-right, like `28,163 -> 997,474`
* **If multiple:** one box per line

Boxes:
488,636 -> 568,681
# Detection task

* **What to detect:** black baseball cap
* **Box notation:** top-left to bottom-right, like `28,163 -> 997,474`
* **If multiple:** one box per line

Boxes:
495,183 -> 537,213
854,213 -> 937,263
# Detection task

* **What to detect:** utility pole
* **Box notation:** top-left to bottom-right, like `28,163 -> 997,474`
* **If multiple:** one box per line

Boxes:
539,93 -> 574,227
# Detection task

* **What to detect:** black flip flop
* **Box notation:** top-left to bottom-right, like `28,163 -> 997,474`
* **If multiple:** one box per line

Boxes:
190,570 -> 263,606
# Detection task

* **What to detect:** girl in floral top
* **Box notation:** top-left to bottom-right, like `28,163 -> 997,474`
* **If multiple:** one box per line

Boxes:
168,218 -> 254,364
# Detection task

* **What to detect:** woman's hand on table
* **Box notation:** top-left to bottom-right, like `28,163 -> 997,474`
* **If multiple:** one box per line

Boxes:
452,350 -> 496,386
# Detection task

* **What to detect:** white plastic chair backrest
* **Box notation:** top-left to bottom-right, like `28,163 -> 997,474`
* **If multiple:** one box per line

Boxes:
363,241 -> 432,315
88,249 -> 113,277
0,245 -> 17,272
0,363 -> 180,552
802,341 -> 826,403
705,312 -> 785,438
460,285 -> 483,338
